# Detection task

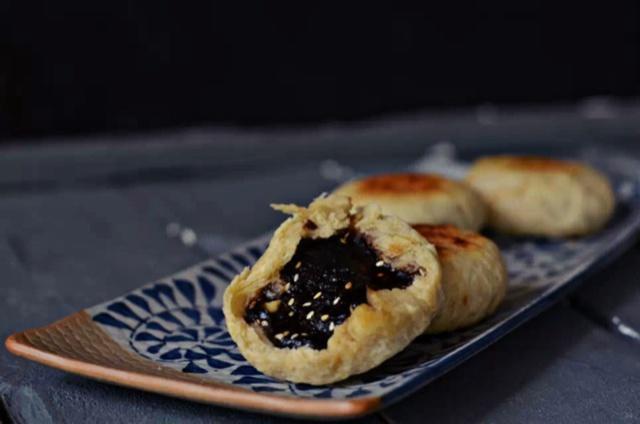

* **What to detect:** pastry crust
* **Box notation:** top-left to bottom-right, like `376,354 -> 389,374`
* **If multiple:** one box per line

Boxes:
413,224 -> 507,334
333,173 -> 487,231
465,156 -> 616,237
223,195 -> 442,385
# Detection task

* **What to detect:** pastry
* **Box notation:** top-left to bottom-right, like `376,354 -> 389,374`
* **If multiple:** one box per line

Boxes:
413,224 -> 507,334
333,173 -> 487,231
223,194 -> 442,385
465,156 -> 615,237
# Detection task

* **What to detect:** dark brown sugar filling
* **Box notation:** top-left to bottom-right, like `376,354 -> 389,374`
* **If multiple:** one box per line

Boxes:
244,229 -> 417,350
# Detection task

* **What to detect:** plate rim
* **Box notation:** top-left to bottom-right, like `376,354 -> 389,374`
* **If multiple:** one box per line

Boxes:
5,310 -> 381,419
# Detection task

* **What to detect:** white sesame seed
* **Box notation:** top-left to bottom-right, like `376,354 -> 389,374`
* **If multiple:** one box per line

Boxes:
293,273 -> 299,282
375,260 -> 384,267
333,297 -> 340,305
303,301 -> 312,307
291,333 -> 298,339
306,311 -> 315,319
295,261 -> 302,269
321,314 -> 329,321
345,282 -> 353,290
419,268 -> 426,276
275,333 -> 284,340
288,311 -> 294,317
261,320 -> 268,327
313,291 -> 322,299
288,298 -> 295,306
329,322 -> 335,331
302,332 -> 308,336
285,283 -> 291,291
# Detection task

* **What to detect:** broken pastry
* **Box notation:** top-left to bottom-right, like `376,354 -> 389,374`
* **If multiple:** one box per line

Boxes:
413,224 -> 507,334
223,194 -> 442,385
334,173 -> 487,231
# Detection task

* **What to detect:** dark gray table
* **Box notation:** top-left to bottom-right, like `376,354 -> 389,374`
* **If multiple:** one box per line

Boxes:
2,103 -> 640,423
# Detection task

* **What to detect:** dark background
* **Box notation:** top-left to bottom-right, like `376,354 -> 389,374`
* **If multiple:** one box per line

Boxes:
1,2 -> 639,140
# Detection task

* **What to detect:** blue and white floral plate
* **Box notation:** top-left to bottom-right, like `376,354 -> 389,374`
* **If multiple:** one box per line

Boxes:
7,152 -> 640,419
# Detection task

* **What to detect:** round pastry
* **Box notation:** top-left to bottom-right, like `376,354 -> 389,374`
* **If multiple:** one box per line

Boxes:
333,173 -> 487,231
223,194 -> 442,385
465,156 -> 616,237
413,224 -> 507,334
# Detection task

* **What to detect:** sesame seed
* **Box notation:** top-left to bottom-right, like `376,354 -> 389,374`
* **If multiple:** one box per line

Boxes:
375,260 -> 384,267
303,301 -> 312,307
329,322 -> 335,331
261,320 -> 269,327
313,291 -> 322,299
295,261 -> 302,269
321,314 -> 329,321
288,311 -> 294,317
302,332 -> 308,336
288,298 -> 295,306
275,333 -> 284,340
377,272 -> 384,277
333,297 -> 340,305
283,330 -> 290,336
285,283 -> 291,291
293,273 -> 299,282
306,311 -> 315,319
291,333 -> 298,339
345,282 -> 353,290
418,268 -> 426,276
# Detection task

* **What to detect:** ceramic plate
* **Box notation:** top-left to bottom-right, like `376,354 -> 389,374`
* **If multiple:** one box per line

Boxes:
7,152 -> 640,419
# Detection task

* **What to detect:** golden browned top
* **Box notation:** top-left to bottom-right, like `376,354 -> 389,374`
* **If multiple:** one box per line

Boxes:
412,224 -> 484,258
354,173 -> 448,194
480,156 -> 580,173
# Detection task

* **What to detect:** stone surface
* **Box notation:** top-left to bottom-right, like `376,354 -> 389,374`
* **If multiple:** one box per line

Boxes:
2,106 -> 640,423
571,242 -> 640,333
383,303 -> 640,424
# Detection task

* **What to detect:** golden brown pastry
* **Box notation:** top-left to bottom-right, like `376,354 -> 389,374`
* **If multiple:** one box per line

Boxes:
413,224 -> 507,334
223,194 -> 442,385
465,156 -> 615,237
333,173 -> 488,231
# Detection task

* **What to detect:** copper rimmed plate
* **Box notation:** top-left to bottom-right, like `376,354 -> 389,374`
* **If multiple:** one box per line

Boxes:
7,153 -> 640,419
